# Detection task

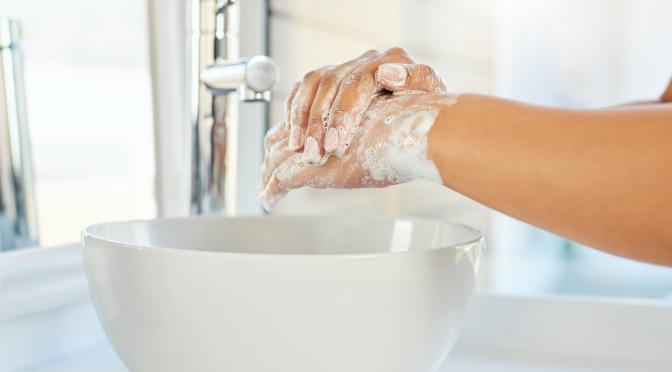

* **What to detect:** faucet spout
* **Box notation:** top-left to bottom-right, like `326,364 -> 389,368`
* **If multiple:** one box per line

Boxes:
188,0 -> 277,215
201,56 -> 279,102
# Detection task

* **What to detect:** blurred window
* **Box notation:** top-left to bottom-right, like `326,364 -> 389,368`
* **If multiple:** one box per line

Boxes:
4,0 -> 155,245
491,0 -> 672,300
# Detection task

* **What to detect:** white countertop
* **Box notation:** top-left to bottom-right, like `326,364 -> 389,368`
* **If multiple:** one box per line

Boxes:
3,245 -> 671,372
20,345 -> 669,372
19,347 -> 125,372
10,293 -> 672,372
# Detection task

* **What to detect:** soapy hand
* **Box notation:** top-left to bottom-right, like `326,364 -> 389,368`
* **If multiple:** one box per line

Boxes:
260,49 -> 454,210
283,47 -> 448,163
260,91 -> 457,211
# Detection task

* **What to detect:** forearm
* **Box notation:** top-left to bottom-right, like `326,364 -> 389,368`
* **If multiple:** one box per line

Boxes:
429,94 -> 672,265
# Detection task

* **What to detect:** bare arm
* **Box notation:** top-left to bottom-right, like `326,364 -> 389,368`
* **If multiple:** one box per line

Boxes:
261,48 -> 672,266
430,95 -> 672,265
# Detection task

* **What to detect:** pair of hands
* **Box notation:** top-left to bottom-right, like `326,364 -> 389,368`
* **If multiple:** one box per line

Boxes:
260,48 -> 449,209
260,46 -> 672,210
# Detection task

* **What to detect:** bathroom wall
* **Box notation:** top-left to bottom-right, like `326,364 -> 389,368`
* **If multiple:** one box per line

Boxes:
267,0 -> 495,243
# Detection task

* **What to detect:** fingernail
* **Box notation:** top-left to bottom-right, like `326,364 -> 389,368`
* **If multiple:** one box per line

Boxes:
302,136 -> 322,164
377,64 -> 407,87
288,125 -> 304,150
324,127 -> 339,153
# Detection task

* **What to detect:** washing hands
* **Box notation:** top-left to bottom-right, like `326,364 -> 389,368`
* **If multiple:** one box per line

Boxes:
260,47 -> 455,210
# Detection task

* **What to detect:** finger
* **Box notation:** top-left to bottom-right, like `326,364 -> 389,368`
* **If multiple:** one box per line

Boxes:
303,50 -> 381,164
259,174 -> 285,212
376,63 -> 448,93
263,81 -> 319,184
264,120 -> 288,154
259,154 -> 307,211
288,66 -> 333,151
262,138 -> 295,185
325,49 -> 413,155
285,82 -> 300,124
263,82 -> 300,155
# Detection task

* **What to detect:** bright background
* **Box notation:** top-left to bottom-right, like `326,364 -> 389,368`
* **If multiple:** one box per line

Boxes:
2,0 -> 156,245
2,0 -> 672,299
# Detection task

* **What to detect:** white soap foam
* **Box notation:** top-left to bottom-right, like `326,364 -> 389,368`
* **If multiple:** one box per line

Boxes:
261,92 -> 457,210
355,93 -> 455,185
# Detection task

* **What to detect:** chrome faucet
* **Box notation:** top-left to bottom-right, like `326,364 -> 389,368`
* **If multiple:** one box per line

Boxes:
189,0 -> 278,215
0,17 -> 38,250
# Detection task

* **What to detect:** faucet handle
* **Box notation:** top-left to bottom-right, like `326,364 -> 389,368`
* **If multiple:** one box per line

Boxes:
244,56 -> 279,98
200,56 -> 279,102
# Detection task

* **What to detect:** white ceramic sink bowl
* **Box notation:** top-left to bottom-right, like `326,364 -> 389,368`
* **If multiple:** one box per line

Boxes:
82,216 -> 484,372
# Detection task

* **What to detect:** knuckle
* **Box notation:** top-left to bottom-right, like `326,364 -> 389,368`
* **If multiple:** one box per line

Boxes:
291,106 -> 309,122
362,49 -> 380,58
307,114 -> 324,131
318,73 -> 339,90
329,109 -> 350,126
386,46 -> 406,54
417,64 -> 435,79
343,69 -> 369,86
302,70 -> 322,82
385,46 -> 410,58
413,64 -> 440,84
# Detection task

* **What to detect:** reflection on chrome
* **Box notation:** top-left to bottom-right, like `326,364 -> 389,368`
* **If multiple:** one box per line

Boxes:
188,0 -> 278,215
0,17 -> 38,251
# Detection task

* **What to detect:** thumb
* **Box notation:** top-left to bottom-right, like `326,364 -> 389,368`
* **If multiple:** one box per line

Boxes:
376,63 -> 448,93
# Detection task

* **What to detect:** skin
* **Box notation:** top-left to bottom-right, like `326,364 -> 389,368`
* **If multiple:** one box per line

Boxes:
285,48 -> 447,162
263,48 -> 672,266
261,93 -> 452,209
431,95 -> 672,266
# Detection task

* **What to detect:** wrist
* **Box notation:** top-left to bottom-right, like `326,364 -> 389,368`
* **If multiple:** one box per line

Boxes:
427,93 -> 486,188
360,93 -> 456,185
